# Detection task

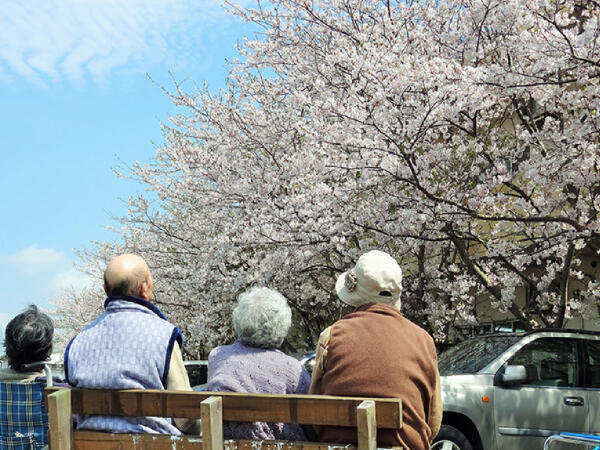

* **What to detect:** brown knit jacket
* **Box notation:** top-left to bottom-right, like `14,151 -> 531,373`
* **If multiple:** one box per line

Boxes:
310,303 -> 441,449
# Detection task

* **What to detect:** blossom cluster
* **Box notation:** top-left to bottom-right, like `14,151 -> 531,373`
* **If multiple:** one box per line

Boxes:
54,0 -> 600,355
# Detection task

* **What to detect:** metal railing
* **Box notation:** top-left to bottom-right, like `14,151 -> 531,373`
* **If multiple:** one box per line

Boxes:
544,432 -> 600,449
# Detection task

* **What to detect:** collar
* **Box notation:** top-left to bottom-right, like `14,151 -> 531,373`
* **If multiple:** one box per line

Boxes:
104,295 -> 168,320
354,302 -> 402,316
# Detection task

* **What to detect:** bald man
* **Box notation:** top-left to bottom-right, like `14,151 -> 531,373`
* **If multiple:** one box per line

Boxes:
64,254 -> 200,435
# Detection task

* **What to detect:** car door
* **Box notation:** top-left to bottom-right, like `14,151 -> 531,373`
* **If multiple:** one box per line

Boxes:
493,337 -> 588,450
584,339 -> 600,434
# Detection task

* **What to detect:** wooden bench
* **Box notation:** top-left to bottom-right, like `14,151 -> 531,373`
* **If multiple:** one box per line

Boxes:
45,387 -> 403,449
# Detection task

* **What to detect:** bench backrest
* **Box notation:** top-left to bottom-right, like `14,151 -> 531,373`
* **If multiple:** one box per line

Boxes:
45,388 -> 402,450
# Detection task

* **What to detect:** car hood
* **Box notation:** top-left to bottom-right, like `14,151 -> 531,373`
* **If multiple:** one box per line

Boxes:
441,373 -> 493,385
441,374 -> 494,400
440,374 -> 495,418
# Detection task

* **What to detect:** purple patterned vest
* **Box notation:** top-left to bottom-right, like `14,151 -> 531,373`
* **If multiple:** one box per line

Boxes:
64,296 -> 183,434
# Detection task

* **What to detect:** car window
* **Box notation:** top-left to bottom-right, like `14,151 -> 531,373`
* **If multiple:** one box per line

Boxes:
438,335 -> 520,375
585,340 -> 600,388
508,338 -> 578,388
184,362 -> 208,387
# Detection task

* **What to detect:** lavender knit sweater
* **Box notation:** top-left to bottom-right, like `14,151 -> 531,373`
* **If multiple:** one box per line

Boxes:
206,341 -> 311,441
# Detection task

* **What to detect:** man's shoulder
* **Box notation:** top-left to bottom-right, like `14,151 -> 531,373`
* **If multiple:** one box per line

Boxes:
399,315 -> 434,340
69,308 -> 177,350
68,313 -> 106,341
98,306 -> 176,328
337,305 -> 435,345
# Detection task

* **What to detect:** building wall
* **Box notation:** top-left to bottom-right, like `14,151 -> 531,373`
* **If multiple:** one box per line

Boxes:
465,253 -> 600,334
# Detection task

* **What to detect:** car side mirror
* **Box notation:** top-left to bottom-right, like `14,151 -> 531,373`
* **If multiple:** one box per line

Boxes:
502,365 -> 527,385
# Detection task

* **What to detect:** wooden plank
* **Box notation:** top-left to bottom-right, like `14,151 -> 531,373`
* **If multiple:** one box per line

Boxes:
45,388 -> 402,429
224,441 -> 357,449
72,432 -> 358,450
356,400 -> 377,450
48,389 -> 73,450
72,431 -> 204,449
200,396 -> 222,450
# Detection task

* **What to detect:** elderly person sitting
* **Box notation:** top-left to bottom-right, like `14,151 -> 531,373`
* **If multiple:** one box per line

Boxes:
206,286 -> 311,441
1,305 -> 54,449
310,250 -> 442,449
1,305 -> 54,382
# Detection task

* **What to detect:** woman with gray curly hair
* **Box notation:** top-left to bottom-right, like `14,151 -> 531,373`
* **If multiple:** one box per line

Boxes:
206,286 -> 310,441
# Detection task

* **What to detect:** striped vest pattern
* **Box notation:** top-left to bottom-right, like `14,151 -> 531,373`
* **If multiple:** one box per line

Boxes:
64,296 -> 183,434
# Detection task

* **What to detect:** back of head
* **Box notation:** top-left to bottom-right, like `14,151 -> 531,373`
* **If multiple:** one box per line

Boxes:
233,287 -> 292,349
104,253 -> 151,297
4,305 -> 54,372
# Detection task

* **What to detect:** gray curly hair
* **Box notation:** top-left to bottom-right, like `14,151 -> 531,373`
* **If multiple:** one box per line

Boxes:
233,286 -> 292,349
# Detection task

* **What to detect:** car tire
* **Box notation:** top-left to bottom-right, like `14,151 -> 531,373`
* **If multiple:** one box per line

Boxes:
431,425 -> 473,450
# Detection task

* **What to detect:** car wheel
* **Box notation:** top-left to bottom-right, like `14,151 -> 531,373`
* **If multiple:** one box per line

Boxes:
431,425 -> 473,450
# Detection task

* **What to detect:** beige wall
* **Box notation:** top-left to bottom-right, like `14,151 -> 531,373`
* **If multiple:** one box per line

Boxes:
471,254 -> 600,332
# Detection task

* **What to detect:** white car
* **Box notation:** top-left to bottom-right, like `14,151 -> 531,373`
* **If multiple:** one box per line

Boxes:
433,329 -> 600,450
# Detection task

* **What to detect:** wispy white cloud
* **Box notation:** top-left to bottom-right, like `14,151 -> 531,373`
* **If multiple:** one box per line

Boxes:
51,267 -> 95,292
0,245 -> 69,276
0,245 -> 93,293
0,0 -> 252,84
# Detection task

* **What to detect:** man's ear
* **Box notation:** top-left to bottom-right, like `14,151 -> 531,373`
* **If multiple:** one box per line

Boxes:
139,280 -> 151,300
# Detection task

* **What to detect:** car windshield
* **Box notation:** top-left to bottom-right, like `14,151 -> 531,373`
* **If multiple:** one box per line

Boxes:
439,335 -> 521,375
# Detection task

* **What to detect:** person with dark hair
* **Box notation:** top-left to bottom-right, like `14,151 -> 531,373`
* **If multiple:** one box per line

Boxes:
64,253 -> 200,435
0,305 -> 54,449
1,305 -> 54,382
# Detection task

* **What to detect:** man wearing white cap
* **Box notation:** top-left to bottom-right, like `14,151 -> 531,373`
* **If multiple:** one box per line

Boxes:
309,250 -> 442,450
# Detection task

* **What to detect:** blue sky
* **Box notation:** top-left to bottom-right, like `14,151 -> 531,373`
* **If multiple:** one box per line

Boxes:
0,0 -> 256,333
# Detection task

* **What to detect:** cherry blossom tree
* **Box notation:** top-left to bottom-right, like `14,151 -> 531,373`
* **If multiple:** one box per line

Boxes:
52,285 -> 105,347
55,0 -> 600,355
